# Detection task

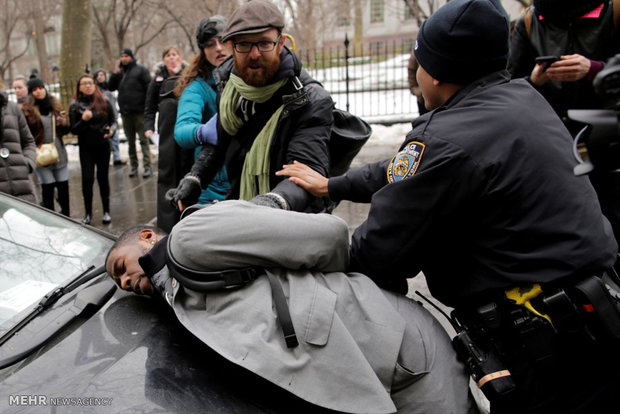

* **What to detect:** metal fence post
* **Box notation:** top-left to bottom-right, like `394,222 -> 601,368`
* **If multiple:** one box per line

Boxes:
344,34 -> 350,113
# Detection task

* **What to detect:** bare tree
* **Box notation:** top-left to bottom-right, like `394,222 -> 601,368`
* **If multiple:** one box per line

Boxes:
60,0 -> 92,109
28,0 -> 53,83
0,0 -> 32,87
92,0 -> 154,69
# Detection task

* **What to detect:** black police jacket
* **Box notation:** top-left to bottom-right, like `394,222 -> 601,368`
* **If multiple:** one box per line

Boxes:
329,70 -> 618,308
508,1 -> 620,117
194,47 -> 333,212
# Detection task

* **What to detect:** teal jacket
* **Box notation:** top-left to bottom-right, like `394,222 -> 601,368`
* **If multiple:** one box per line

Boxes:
175,76 -> 229,203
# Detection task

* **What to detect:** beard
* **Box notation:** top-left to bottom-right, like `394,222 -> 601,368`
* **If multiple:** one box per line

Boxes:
233,52 -> 281,87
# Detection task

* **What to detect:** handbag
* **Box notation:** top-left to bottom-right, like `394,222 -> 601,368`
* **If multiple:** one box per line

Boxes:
36,116 -> 60,167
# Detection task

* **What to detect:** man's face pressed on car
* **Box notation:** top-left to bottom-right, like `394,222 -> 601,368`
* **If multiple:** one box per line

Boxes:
106,229 -> 157,296
232,28 -> 286,87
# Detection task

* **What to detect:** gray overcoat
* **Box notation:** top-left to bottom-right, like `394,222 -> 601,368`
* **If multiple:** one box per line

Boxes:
160,201 -> 477,414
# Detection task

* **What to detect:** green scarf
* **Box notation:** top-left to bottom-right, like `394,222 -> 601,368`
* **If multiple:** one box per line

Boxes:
220,74 -> 289,200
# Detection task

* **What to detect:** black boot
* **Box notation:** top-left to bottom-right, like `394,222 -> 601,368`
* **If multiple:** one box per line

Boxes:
41,183 -> 56,212
56,181 -> 70,217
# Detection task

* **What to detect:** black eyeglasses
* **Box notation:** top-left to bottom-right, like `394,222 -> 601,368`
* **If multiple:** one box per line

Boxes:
233,36 -> 281,53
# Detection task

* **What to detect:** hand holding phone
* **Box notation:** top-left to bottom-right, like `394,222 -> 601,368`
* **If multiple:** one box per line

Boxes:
535,55 -> 560,72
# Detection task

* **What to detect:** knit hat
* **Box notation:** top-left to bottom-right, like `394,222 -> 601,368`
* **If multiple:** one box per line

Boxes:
414,0 -> 510,85
222,0 -> 285,42
27,77 -> 45,94
120,48 -> 135,59
533,0 -> 604,24
196,15 -> 228,49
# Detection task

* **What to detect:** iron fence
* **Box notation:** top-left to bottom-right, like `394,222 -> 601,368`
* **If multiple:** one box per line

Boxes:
8,39 -> 418,125
298,38 -> 419,124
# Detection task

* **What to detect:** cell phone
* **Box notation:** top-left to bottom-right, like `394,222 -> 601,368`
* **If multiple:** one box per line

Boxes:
535,55 -> 560,72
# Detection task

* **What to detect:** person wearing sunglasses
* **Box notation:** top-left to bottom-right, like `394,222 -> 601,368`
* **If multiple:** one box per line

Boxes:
167,0 -> 333,213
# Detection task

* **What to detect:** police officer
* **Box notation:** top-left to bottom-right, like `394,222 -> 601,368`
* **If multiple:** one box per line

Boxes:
277,0 -> 620,413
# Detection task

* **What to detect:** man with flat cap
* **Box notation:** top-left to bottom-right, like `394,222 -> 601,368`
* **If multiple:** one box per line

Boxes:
278,0 -> 620,412
167,0 -> 333,212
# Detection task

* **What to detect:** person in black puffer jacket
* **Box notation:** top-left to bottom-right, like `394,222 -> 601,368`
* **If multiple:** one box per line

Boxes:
70,74 -> 118,225
0,92 -> 36,203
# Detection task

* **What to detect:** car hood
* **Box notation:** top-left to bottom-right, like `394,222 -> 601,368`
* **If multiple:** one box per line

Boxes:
0,288 -> 296,413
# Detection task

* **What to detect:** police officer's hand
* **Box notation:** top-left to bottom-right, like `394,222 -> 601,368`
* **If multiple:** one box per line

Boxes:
276,161 -> 329,197
546,54 -> 591,82
165,175 -> 202,212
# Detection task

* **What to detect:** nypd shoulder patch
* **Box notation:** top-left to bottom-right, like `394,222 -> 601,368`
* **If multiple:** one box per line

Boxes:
387,141 -> 425,183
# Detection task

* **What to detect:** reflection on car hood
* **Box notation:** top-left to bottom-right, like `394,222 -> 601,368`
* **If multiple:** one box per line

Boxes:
0,290 -> 334,413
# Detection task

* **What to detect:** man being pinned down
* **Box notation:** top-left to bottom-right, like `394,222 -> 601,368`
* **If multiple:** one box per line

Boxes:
105,200 -> 479,414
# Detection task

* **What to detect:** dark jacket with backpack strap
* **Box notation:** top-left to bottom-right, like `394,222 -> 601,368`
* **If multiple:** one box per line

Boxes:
508,0 -> 620,118
190,47 -> 334,212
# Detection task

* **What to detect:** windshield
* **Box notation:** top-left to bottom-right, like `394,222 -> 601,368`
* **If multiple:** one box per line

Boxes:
0,195 -> 114,326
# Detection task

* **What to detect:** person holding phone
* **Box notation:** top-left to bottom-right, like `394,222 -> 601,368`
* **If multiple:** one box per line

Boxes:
508,0 -> 619,121
69,74 -> 117,225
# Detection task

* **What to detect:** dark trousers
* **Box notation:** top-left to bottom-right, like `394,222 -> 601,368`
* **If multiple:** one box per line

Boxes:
79,143 -> 111,215
121,112 -> 151,171
41,181 -> 70,216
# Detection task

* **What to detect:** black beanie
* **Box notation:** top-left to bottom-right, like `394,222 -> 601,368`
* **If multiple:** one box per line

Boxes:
120,48 -> 135,59
414,0 -> 510,85
27,77 -> 45,94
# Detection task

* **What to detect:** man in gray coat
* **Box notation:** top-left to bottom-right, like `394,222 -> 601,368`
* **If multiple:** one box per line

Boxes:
106,200 -> 479,414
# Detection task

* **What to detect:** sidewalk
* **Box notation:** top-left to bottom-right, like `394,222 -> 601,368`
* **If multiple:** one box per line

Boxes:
51,141 -> 159,236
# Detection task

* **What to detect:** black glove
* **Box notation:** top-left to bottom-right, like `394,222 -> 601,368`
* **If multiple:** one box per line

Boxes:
249,193 -> 288,209
166,175 -> 202,210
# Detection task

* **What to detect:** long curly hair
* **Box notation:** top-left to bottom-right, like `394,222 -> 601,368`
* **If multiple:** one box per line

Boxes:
174,50 -> 215,98
73,74 -> 109,117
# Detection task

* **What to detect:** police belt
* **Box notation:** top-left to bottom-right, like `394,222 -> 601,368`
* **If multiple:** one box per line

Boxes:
138,236 -> 299,348
454,273 -> 620,362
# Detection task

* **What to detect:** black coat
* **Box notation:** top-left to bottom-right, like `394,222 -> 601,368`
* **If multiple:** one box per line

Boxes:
0,100 -> 36,203
330,71 -> 617,308
508,1 -> 620,117
200,48 -> 333,212
108,60 -> 152,114
144,64 -> 194,233
69,98 -> 117,148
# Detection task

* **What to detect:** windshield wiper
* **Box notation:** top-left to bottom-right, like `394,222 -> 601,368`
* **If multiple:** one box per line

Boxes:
0,264 -> 102,348
0,264 -> 117,370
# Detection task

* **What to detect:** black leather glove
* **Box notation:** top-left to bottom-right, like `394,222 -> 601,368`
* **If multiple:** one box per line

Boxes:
166,175 -> 202,210
249,192 -> 288,209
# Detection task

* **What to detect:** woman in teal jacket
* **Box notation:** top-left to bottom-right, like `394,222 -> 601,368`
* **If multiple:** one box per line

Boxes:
174,15 -> 231,204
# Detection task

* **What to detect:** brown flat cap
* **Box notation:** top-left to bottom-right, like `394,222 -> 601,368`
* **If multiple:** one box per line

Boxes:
221,0 -> 285,42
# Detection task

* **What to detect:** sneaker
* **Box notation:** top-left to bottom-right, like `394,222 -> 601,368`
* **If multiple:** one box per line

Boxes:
102,212 -> 111,224
113,159 -> 127,166
81,214 -> 91,225
142,169 -> 152,178
129,168 -> 138,177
